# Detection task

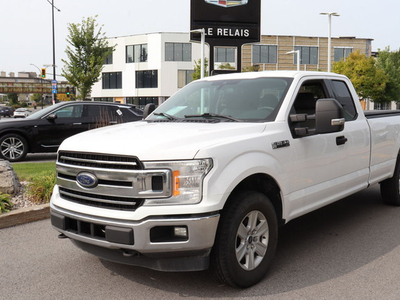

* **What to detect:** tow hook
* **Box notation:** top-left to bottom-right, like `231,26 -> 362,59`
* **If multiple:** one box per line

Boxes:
58,233 -> 68,239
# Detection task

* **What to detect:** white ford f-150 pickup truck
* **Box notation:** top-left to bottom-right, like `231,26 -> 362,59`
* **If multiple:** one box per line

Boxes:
50,71 -> 400,288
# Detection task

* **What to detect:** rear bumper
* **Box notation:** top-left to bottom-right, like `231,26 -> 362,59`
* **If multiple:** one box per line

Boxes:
50,203 -> 220,271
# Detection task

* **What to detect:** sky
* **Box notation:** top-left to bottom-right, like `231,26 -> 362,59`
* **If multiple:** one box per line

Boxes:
1,0 -> 399,78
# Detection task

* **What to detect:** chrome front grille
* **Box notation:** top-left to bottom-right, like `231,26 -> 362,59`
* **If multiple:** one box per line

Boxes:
58,151 -> 143,170
56,151 -> 172,211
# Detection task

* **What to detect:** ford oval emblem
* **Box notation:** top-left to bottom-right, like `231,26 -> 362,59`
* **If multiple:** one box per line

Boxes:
76,172 -> 98,188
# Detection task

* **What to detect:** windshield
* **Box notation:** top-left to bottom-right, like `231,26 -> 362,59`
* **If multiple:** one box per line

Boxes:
147,77 -> 292,122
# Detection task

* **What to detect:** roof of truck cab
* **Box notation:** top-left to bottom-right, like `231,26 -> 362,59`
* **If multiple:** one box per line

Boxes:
199,71 -> 348,81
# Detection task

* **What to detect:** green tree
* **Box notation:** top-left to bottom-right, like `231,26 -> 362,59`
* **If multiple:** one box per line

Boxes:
192,58 -> 209,80
62,16 -> 115,100
333,51 -> 388,102
31,93 -> 42,103
217,63 -> 235,70
7,93 -> 18,105
376,47 -> 400,103
242,65 -> 261,72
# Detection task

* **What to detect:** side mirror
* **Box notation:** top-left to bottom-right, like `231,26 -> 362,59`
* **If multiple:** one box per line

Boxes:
47,114 -> 58,121
143,103 -> 156,119
315,98 -> 345,134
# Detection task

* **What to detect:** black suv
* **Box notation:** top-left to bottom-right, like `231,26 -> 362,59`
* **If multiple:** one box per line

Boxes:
0,101 -> 143,162
0,106 -> 14,118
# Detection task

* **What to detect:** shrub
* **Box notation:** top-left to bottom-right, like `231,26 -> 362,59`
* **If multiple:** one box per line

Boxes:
0,192 -> 13,214
26,171 -> 57,204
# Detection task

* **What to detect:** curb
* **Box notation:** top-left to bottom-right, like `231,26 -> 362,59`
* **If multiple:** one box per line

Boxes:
0,203 -> 50,229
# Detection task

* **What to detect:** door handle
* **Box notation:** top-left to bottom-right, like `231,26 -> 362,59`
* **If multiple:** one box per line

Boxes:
336,135 -> 347,145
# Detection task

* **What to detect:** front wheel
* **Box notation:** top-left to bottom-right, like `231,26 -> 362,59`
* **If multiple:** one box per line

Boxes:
380,154 -> 400,206
210,191 -> 278,288
0,134 -> 28,162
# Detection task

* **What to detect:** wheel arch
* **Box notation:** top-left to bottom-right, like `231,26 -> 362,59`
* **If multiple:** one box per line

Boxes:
0,130 -> 31,152
225,173 -> 284,226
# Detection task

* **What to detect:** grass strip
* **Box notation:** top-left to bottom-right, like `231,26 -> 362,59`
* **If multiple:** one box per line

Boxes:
12,162 -> 56,181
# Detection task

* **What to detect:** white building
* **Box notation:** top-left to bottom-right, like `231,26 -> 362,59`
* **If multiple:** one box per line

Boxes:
92,32 -> 205,108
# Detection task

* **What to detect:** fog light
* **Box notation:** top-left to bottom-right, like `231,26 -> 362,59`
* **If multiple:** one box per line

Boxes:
150,226 -> 189,242
174,226 -> 188,238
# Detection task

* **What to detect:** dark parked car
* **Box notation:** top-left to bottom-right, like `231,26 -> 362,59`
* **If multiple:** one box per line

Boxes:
0,101 -> 143,162
0,106 -> 14,118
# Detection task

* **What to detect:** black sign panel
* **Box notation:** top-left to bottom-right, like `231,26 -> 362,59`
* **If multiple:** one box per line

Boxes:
190,0 -> 261,44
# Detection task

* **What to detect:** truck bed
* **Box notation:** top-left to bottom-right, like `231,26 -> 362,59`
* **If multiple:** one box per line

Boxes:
365,110 -> 400,118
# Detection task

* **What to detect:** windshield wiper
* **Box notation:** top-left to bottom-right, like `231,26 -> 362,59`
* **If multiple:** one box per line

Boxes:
184,113 -> 240,122
153,112 -> 177,120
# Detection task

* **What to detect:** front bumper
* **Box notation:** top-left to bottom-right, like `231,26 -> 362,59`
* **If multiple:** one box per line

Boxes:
50,203 -> 220,271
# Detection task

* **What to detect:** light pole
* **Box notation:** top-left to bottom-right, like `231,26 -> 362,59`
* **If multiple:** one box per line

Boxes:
320,12 -> 340,72
47,0 -> 60,103
30,63 -> 41,77
191,29 -> 206,79
286,50 -> 300,71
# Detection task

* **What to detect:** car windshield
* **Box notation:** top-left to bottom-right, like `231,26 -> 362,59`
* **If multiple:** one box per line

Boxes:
147,77 -> 292,122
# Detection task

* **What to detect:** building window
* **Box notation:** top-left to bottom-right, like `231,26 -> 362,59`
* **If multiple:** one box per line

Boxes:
215,47 -> 236,63
136,70 -> 158,88
94,97 -> 114,102
294,46 -> 319,65
126,44 -> 148,63
165,43 -> 191,61
374,102 -> 390,110
178,70 -> 194,88
252,45 -> 277,64
127,97 -> 158,109
102,72 -> 122,89
104,50 -> 113,64
334,47 -> 352,62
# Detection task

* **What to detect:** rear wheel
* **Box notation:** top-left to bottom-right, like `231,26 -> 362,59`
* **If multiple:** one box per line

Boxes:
0,134 -> 28,162
210,190 -> 278,288
380,154 -> 400,205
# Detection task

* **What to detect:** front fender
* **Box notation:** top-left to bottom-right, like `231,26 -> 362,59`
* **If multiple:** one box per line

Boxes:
202,151 -> 284,210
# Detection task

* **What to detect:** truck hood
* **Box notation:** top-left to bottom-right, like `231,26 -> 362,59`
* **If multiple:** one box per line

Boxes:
59,120 -> 267,160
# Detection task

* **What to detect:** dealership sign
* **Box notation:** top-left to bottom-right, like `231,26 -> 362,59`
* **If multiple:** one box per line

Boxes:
191,0 -> 260,45
191,0 -> 260,73
204,0 -> 249,8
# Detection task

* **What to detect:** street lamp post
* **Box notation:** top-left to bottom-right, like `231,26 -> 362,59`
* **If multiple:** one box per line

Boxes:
286,50 -> 300,71
190,29 -> 206,79
47,0 -> 60,103
320,12 -> 340,72
30,64 -> 41,77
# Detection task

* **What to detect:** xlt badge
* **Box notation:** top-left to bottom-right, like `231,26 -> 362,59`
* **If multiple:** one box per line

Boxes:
272,140 -> 290,149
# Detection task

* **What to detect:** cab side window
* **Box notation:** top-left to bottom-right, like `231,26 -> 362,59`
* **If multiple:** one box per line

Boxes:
330,80 -> 357,121
291,81 -> 328,133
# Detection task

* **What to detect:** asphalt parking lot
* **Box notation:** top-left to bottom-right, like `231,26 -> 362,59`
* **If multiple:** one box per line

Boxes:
2,184 -> 400,299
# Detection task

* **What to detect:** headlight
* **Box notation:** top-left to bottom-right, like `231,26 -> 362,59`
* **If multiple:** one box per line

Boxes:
143,159 -> 213,205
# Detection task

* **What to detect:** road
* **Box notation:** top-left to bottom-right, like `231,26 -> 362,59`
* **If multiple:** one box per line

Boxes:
2,185 -> 400,300
23,153 -> 57,162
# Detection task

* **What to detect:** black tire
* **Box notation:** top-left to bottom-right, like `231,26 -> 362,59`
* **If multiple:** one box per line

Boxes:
210,190 -> 278,288
0,134 -> 28,162
380,154 -> 400,206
